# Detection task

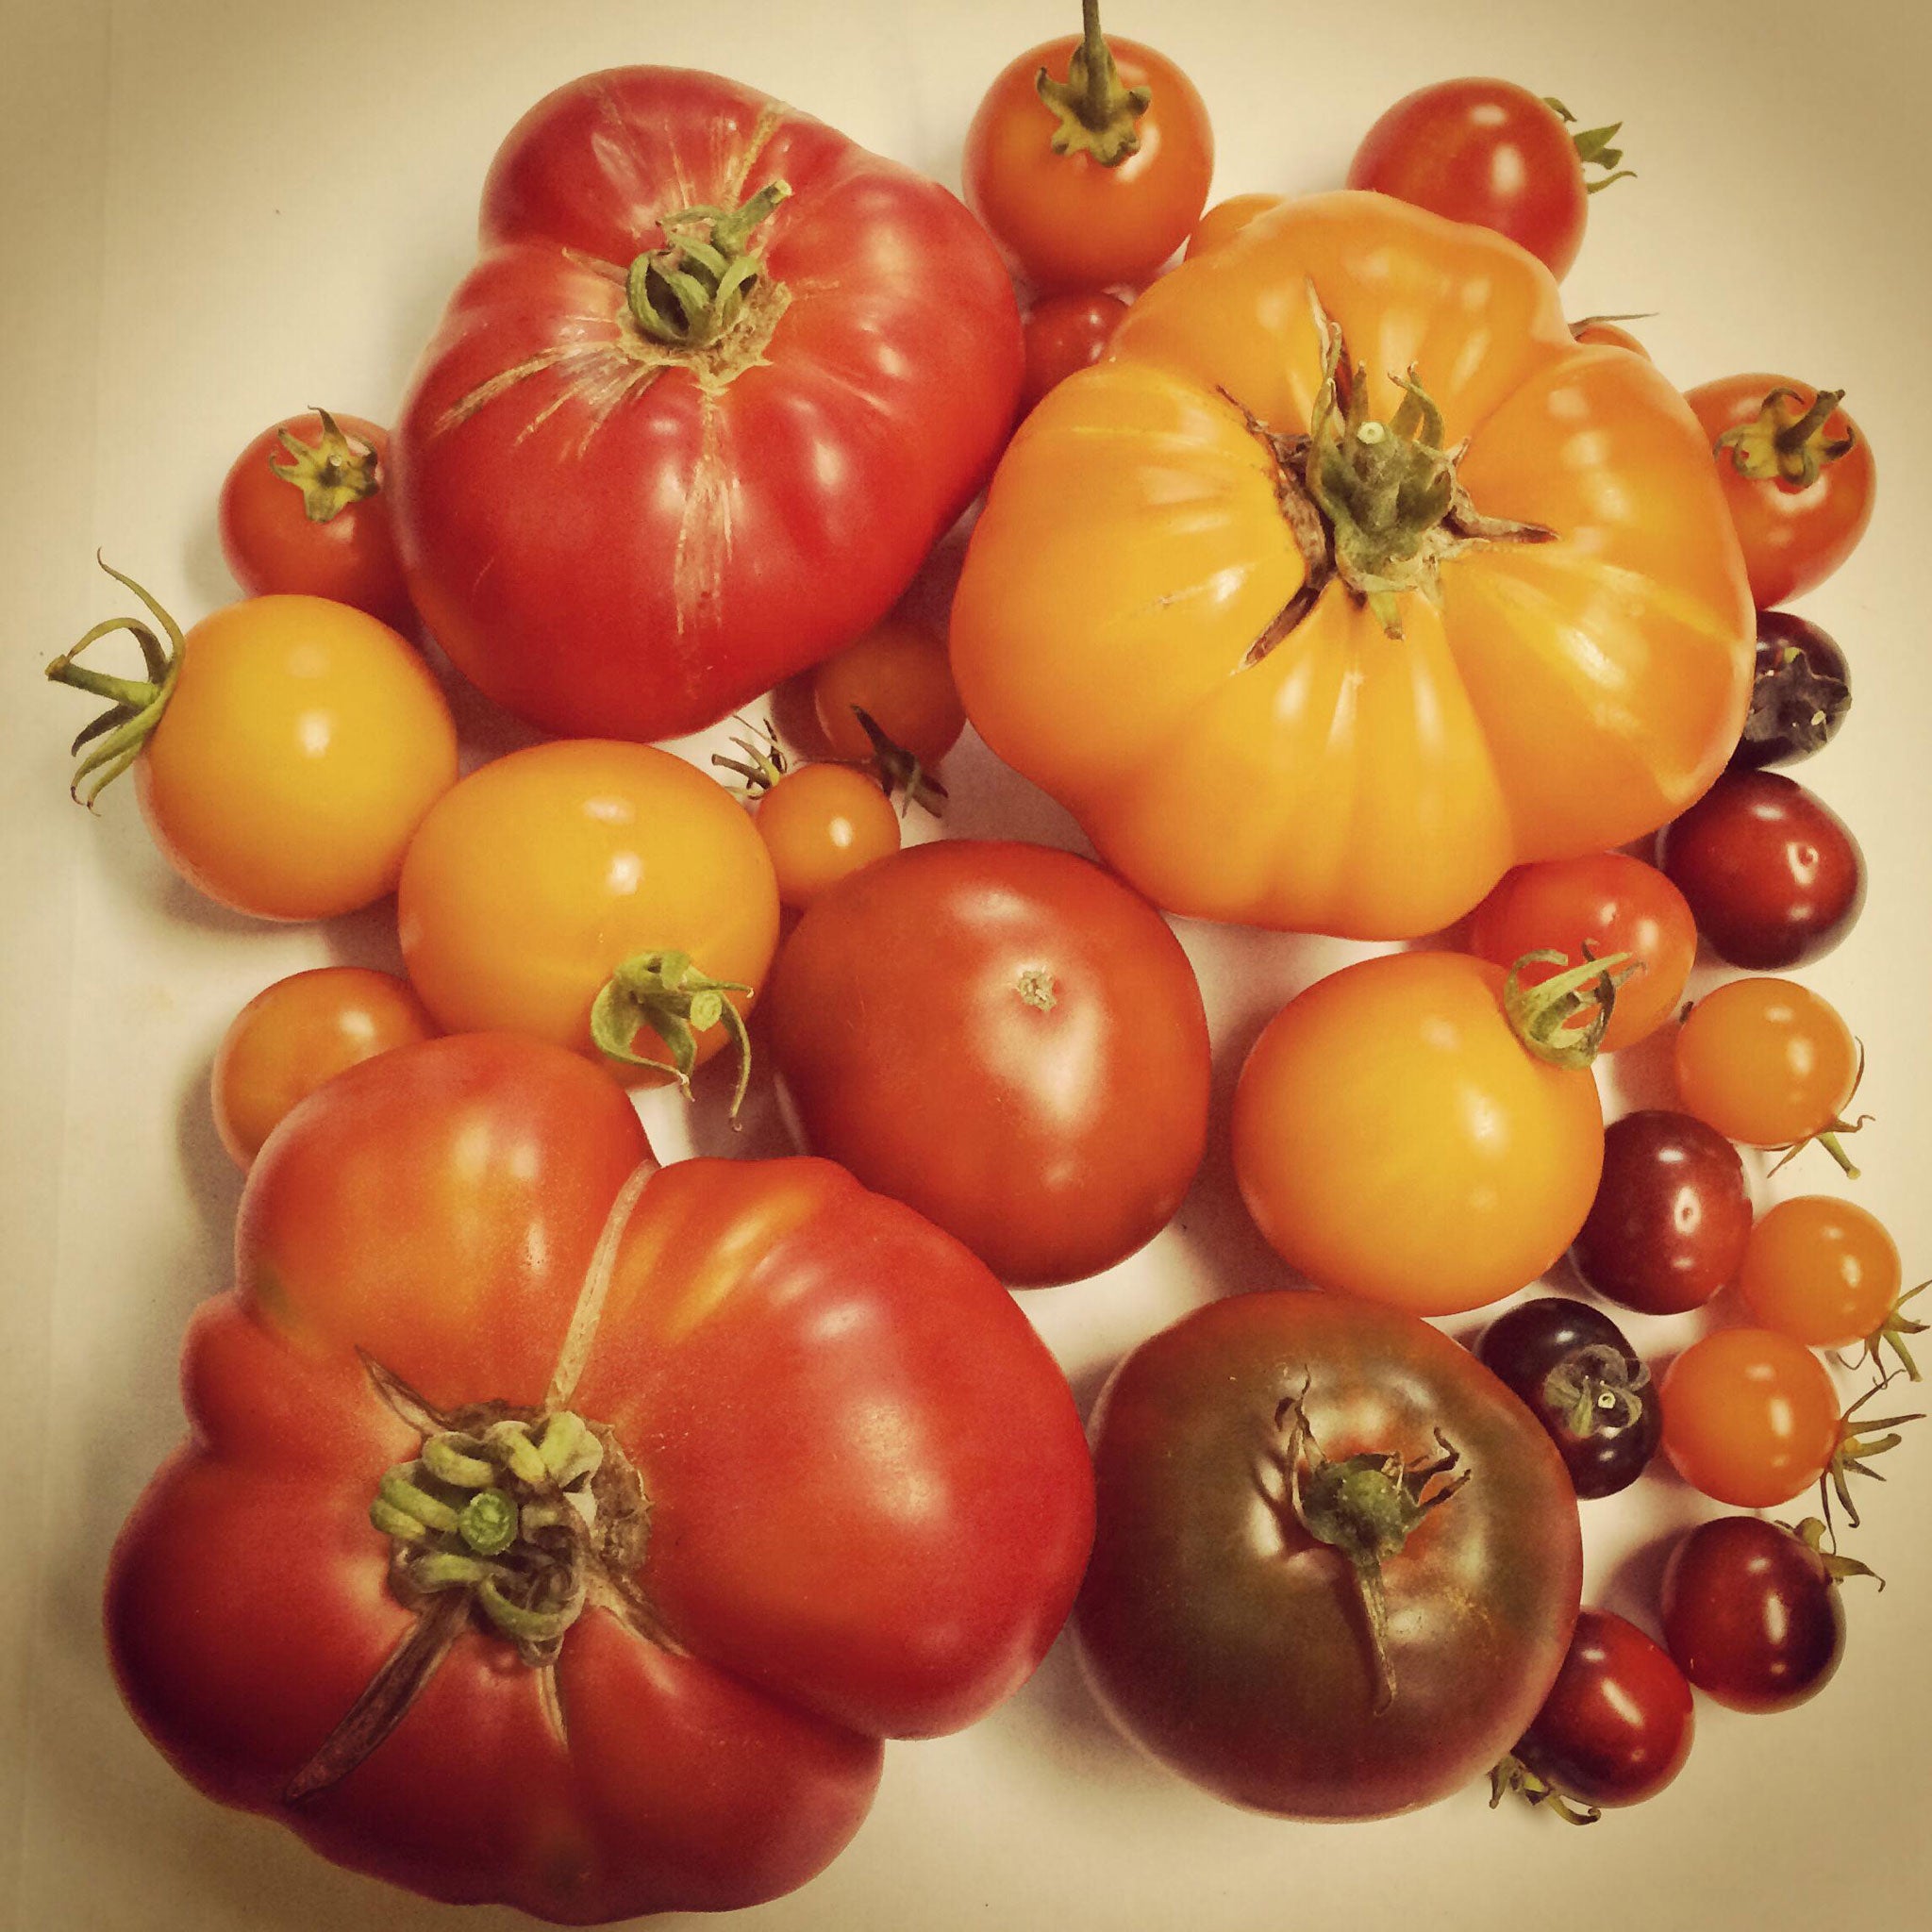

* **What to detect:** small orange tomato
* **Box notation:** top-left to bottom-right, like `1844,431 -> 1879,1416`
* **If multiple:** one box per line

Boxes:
1184,192 -> 1282,259
1232,952 -> 1606,1315
756,764 -> 901,909
1659,1328 -> 1840,1507
812,618 -> 966,769
1738,1197 -> 1902,1349
212,967 -> 438,1168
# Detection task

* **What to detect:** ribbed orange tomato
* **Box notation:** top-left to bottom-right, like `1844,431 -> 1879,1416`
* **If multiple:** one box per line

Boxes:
951,192 -> 1754,940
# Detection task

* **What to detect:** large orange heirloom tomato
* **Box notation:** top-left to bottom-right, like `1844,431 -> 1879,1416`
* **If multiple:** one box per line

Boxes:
950,191 -> 1755,940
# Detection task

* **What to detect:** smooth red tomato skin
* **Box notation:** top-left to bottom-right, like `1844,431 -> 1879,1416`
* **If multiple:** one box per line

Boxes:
1660,1517 -> 1845,1712
1076,1290 -> 1583,1818
1674,978 -> 1860,1150
1021,291 -> 1130,410
1347,79 -> 1590,278
1465,852 -> 1697,1052
391,69 -> 1023,743
964,37 -> 1213,293
1738,1196 -> 1902,1348
1658,769 -> 1865,970
1686,377 -> 1875,608
762,840 -> 1210,1287
1659,1327 -> 1840,1507
218,412 -> 412,628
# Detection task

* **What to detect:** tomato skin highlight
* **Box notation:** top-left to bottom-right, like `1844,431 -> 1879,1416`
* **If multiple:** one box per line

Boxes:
1075,1289 -> 1583,1819
1658,1327 -> 1841,1507
755,762 -> 900,909
1674,977 -> 1860,1153
1738,1196 -> 1902,1349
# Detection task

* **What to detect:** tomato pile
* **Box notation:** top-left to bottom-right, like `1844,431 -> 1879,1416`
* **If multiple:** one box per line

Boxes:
47,2 -> 1918,1920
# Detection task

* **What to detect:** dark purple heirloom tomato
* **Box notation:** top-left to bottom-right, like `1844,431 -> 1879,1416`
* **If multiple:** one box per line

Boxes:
1729,611 -> 1851,771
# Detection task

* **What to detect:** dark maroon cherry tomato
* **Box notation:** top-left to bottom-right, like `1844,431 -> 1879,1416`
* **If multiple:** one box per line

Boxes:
1476,1298 -> 1660,1498
1730,612 -> 1851,772
1570,1111 -> 1753,1316
1658,769 -> 1865,970
1659,1516 -> 1844,1711
1515,1609 -> 1694,1807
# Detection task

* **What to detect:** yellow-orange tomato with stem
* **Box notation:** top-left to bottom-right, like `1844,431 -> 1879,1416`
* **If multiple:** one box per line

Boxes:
212,967 -> 438,1168
1738,1197 -> 1902,1349
1659,1328 -> 1840,1507
1231,951 -> 1608,1316
812,618 -> 966,770
756,764 -> 901,909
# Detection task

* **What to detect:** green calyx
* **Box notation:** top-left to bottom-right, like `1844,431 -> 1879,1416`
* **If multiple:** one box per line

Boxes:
1541,98 -> 1636,195
1489,1753 -> 1601,1825
1542,1342 -> 1650,1438
270,408 -> 382,523
1504,948 -> 1638,1070
1716,385 -> 1857,491
1035,0 -> 1149,168
626,180 -> 791,349
44,558 -> 186,807
1851,1279 -> 1928,1384
591,949 -> 755,1119
1821,1374 -> 1924,1533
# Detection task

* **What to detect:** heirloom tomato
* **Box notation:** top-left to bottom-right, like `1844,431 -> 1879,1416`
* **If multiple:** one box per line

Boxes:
391,68 -> 1022,743
951,192 -> 1753,939
1075,1290 -> 1583,1818
109,1035 -> 1094,1923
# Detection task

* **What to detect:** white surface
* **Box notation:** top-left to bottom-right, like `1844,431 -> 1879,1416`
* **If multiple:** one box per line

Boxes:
4,1 -> 1931,1926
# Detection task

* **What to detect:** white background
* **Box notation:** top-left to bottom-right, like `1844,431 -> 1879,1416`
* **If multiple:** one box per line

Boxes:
4,1 -> 1930,1927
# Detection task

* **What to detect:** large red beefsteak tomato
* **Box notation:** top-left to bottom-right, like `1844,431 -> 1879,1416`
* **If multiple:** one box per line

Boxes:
391,69 -> 1024,742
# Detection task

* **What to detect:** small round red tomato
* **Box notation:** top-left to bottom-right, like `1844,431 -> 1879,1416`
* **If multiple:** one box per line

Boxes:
1685,376 -> 1875,608
1346,79 -> 1627,279
1659,1327 -> 1840,1507
1569,1110 -> 1753,1316
47,570 -> 458,920
1466,852 -> 1696,1052
1660,1516 -> 1845,1711
218,410 -> 412,629
762,840 -> 1210,1287
1021,291 -> 1130,409
1076,1290 -> 1583,1819
963,4 -> 1213,293
1570,316 -> 1651,357
212,967 -> 438,1169
1733,611 -> 1852,771
811,616 -> 966,771
1184,192 -> 1280,259
1738,1196 -> 1902,1349
755,763 -> 900,909
1233,952 -> 1607,1316
1514,1609 -> 1693,1808
1674,978 -> 1862,1167
1658,769 -> 1864,970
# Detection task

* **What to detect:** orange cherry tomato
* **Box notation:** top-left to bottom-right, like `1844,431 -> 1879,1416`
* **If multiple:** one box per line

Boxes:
1185,192 -> 1281,259
211,967 -> 438,1168
398,741 -> 779,1089
1465,853 -> 1696,1052
1659,1328 -> 1840,1507
1022,291 -> 1130,410
1674,978 -> 1861,1159
1738,1197 -> 1903,1349
1232,952 -> 1606,1315
756,764 -> 901,909
811,618 -> 966,769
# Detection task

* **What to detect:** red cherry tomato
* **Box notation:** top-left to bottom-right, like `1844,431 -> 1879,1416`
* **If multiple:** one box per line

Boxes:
1659,1327 -> 1840,1507
1021,291 -> 1130,409
811,617 -> 966,771
755,764 -> 900,910
1685,377 -> 1875,608
1570,317 -> 1651,357
1738,1196 -> 1903,1350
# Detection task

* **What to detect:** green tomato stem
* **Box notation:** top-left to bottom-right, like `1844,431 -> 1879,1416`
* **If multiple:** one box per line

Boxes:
1034,0 -> 1150,166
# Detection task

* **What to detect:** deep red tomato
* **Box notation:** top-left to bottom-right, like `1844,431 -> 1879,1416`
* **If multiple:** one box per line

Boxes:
218,410 -> 412,629
391,68 -> 1022,743
1075,1290 -> 1583,1818
1513,1609 -> 1693,1809
111,1035 -> 1094,1921
1732,611 -> 1852,771
963,3 -> 1213,293
754,762 -> 900,909
1021,291 -> 1130,410
1346,79 -> 1628,279
1660,1516 -> 1845,1711
1658,768 -> 1865,969
1685,376 -> 1875,608
1659,1327 -> 1841,1507
761,840 -> 1210,1286
1738,1196 -> 1903,1350
1465,852 -> 1697,1052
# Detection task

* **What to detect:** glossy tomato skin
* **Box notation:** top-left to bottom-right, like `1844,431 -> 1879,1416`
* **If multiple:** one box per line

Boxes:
1021,291 -> 1130,410
1660,1516 -> 1845,1711
1347,79 -> 1590,278
1569,1110 -> 1753,1316
1738,1195 -> 1902,1349
113,1036 -> 1094,1919
1659,768 -> 1865,970
1076,1290 -> 1582,1818
391,69 -> 1023,742
1465,852 -> 1697,1051
1674,977 -> 1860,1152
964,36 -> 1213,293
218,412 -> 412,629
1516,1609 -> 1693,1807
755,762 -> 900,909
1659,1327 -> 1840,1507
137,596 -> 458,920
1185,192 -> 1281,259
1233,953 -> 1605,1315
762,841 -> 1210,1286
1732,611 -> 1851,771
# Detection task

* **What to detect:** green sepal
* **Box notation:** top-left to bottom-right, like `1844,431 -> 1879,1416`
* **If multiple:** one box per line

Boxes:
1033,0 -> 1150,168
591,948 -> 755,1119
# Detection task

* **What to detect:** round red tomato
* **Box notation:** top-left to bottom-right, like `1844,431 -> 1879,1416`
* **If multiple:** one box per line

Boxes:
760,840 -> 1210,1286
1075,1290 -> 1583,1818
391,68 -> 1022,742
1021,291 -> 1130,410
218,410 -> 412,629
1685,376 -> 1875,608
963,7 -> 1213,292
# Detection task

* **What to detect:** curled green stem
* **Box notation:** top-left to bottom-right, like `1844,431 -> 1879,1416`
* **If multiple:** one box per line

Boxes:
591,948 -> 755,1118
270,408 -> 382,522
1716,386 -> 1857,491
1504,948 -> 1637,1069
627,181 -> 790,349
